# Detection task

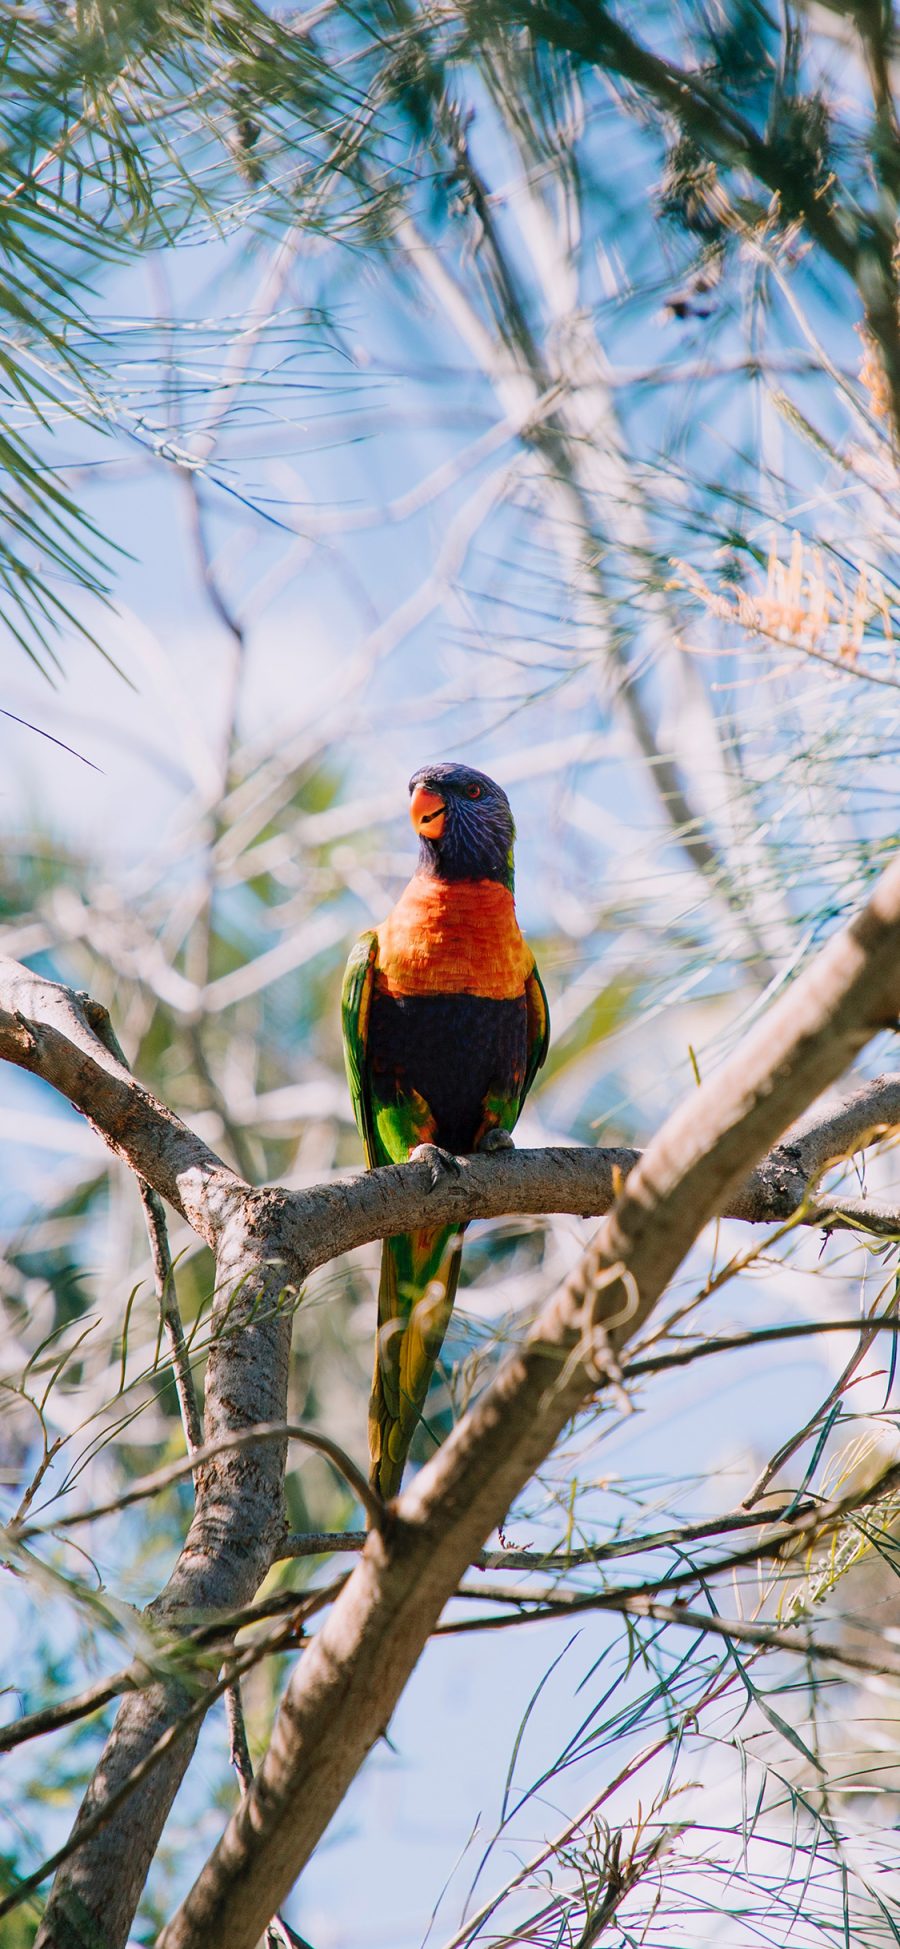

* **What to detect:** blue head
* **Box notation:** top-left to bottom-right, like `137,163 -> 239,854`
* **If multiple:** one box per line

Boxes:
409,762 -> 516,888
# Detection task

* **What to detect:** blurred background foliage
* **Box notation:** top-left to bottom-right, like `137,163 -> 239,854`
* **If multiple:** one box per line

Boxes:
4,0 -> 900,1942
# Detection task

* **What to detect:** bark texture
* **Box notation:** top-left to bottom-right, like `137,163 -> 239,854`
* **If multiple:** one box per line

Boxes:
32,1236 -> 295,1949
154,854 -> 900,1949
1,852 -> 899,1949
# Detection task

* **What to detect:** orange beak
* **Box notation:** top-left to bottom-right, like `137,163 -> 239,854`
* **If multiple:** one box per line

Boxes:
410,783 -> 446,840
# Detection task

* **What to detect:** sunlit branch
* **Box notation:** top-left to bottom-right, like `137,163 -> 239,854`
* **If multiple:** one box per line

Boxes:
0,1613 -> 306,1925
10,1420 -> 385,1542
0,957 -> 244,1245
436,1588 -> 900,1680
3,959 -> 900,1269
155,848 -> 900,1949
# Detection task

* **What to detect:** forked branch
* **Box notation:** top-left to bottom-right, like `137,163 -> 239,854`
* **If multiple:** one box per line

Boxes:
153,855 -> 900,1949
2,848 -> 900,1949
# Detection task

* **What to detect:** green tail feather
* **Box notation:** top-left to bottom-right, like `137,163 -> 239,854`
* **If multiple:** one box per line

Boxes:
369,1226 -> 463,1501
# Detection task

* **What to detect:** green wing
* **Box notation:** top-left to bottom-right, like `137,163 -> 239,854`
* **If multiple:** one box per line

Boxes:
341,930 -> 379,1169
342,927 -> 460,1499
522,957 -> 551,1107
343,928 -> 549,1501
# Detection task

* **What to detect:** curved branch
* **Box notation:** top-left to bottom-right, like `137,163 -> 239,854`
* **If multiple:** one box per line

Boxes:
438,1590 -> 900,1679
13,1420 -> 385,1541
3,958 -> 900,1269
0,957 -> 245,1244
157,848 -> 900,1949
2,887 -> 900,1949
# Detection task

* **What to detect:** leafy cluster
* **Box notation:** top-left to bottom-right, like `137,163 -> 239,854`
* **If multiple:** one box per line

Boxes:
4,0 -> 900,1943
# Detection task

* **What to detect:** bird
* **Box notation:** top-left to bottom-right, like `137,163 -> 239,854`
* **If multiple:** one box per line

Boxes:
342,761 -> 550,1501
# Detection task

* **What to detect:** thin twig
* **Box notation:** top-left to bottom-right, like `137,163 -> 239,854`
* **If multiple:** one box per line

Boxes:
443,1455 -> 900,1624
743,1290 -> 900,1508
221,1682 -> 307,1949
625,1313 -> 900,1383
436,1589 -> 900,1681
140,1183 -> 204,1456
0,1616 -> 304,1923
0,1579 -> 346,1759
436,1661 -> 742,1949
11,1422 -> 386,1539
275,1486 -> 833,1571
79,991 -> 204,1455
224,1682 -> 255,1795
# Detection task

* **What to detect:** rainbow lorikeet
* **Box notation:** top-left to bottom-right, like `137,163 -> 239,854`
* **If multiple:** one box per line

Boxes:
342,762 -> 550,1500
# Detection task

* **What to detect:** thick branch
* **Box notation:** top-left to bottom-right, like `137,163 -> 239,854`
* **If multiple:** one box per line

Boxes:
0,958 -> 243,1244
156,852 -> 900,1949
32,1223 -> 296,1949
2,959 -> 899,1271
1,931 -> 898,1946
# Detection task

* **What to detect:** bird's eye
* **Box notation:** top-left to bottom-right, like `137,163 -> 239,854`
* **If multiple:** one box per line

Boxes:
466,783 -> 482,799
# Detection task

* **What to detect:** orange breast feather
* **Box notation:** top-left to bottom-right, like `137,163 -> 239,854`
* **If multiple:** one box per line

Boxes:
375,875 -> 533,1000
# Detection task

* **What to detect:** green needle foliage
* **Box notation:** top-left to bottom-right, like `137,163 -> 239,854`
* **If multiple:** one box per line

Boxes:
0,0 -> 392,667
4,2 -> 900,1945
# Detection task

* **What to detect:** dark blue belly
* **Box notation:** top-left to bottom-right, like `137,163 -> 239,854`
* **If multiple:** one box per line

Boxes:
368,992 -> 527,1153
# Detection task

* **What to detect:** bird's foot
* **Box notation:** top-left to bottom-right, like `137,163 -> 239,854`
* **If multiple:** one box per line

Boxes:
410,1142 -> 462,1191
478,1127 -> 515,1155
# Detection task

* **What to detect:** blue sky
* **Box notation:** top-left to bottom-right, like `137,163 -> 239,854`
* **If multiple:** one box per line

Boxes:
3,25 -> 900,1941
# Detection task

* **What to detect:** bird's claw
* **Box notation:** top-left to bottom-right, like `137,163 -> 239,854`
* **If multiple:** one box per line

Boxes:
410,1142 -> 462,1191
478,1127 -> 515,1155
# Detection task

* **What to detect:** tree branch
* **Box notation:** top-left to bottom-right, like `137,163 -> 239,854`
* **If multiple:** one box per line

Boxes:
1,860 -> 898,1949
31,1206 -> 296,1948
437,1592 -> 900,1679
153,850 -> 900,1949
3,959 -> 900,1268
12,1420 -> 384,1542
0,958 -> 243,1244
443,1450 -> 900,1641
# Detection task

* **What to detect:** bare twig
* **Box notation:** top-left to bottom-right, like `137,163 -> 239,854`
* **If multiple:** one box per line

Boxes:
0,1612 -> 307,1925
438,1588 -> 900,1680
155,847 -> 900,1949
12,1420 -> 385,1540
140,1183 -> 204,1456
4,960 -> 900,1264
